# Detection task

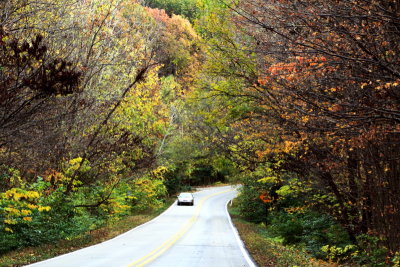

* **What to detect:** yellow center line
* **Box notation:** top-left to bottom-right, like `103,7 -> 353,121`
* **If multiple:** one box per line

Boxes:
126,189 -> 233,267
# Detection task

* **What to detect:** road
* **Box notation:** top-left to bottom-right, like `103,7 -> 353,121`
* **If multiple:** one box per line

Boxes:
28,186 -> 256,267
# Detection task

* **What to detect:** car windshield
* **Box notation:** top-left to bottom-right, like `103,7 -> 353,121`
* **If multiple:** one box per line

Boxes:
179,193 -> 192,198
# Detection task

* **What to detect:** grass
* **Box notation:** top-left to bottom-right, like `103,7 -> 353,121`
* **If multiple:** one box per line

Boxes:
0,199 -> 174,267
228,205 -> 339,267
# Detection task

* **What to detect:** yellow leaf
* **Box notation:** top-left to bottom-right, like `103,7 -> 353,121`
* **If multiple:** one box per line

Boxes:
4,219 -> 17,225
38,206 -> 51,212
28,204 -> 38,209
21,209 -> 32,216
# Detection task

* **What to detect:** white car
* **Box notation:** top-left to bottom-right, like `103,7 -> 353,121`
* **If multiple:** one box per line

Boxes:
177,192 -> 194,206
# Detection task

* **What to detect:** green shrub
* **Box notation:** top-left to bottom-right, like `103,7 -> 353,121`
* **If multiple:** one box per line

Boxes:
268,210 -> 352,259
0,230 -> 20,254
179,184 -> 193,192
352,234 -> 388,266
0,177 -> 100,255
321,244 -> 356,263
236,185 -> 266,223
164,174 -> 183,195
392,252 -> 400,266
163,165 -> 193,195
269,212 -> 304,245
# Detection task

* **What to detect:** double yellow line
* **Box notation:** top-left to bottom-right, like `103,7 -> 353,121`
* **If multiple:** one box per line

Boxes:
126,189 -> 233,267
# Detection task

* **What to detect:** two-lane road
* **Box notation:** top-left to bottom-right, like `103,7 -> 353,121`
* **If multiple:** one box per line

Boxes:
29,186 -> 256,267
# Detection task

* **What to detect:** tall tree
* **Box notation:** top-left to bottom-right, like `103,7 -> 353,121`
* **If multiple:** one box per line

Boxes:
195,0 -> 400,252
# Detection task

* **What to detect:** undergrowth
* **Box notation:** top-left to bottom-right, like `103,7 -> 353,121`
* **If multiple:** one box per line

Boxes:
0,199 -> 173,267
228,204 -> 338,267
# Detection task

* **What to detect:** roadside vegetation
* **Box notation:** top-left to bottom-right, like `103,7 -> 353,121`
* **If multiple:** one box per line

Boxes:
1,0 -> 399,266
0,199 -> 173,266
0,0 -> 203,258
229,204 -> 336,267
231,186 -> 398,266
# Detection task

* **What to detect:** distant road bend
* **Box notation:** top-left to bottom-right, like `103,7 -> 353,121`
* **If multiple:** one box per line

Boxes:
29,186 -> 257,267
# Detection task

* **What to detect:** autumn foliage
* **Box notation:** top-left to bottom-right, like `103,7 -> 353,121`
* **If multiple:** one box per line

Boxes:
231,0 -> 400,253
1,0 -> 399,264
191,0 -> 400,260
0,0 -> 201,255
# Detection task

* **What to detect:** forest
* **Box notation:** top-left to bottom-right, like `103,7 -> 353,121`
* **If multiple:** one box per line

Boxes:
1,0 -> 399,265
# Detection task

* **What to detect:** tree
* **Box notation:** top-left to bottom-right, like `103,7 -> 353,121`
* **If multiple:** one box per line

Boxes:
143,0 -> 201,21
193,0 -> 400,253
0,1 -> 211,254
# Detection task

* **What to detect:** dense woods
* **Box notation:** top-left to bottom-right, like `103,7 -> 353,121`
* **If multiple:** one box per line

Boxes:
0,0 -> 200,252
1,0 -> 399,265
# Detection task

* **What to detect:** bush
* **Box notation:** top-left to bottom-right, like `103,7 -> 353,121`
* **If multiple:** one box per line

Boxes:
270,212 -> 304,245
0,160 -> 170,255
269,210 -> 352,259
0,187 -> 54,253
392,252 -> 400,266
127,177 -> 167,213
0,231 -> 20,254
352,234 -> 388,266
321,244 -> 356,263
236,185 -> 267,223
0,177 -> 100,255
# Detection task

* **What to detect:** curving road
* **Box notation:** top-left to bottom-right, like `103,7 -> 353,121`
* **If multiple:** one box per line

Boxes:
28,186 -> 256,267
